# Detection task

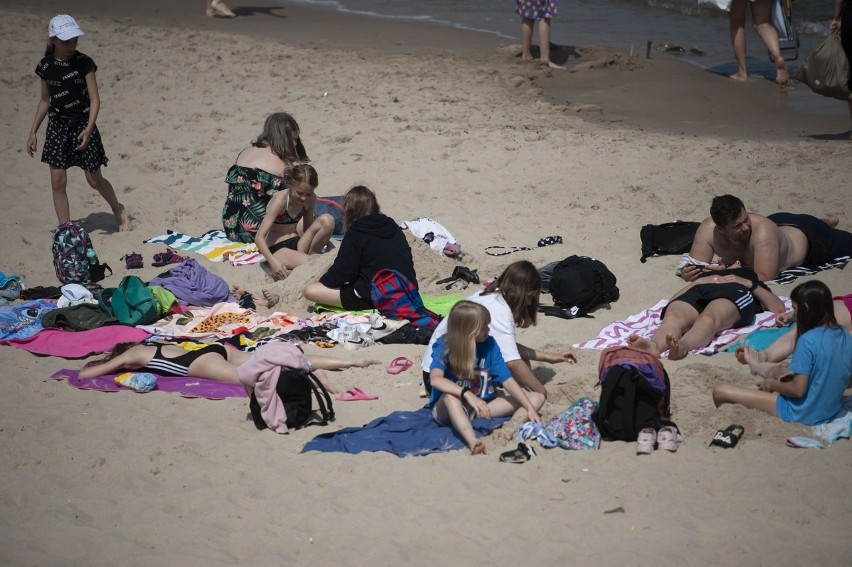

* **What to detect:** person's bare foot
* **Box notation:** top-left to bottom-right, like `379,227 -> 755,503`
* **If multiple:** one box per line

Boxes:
261,289 -> 280,308
207,0 -> 236,17
231,284 -> 248,299
115,204 -> 132,232
353,359 -> 381,368
729,72 -> 748,82
545,60 -> 566,70
741,346 -> 766,375
626,333 -> 660,358
469,440 -> 486,455
822,214 -> 839,228
775,64 -> 789,87
664,333 -> 687,360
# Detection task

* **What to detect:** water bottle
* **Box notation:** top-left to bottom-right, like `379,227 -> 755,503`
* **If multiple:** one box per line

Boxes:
86,247 -> 98,267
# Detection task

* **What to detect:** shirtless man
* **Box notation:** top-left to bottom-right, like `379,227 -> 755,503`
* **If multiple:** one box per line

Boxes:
680,195 -> 852,282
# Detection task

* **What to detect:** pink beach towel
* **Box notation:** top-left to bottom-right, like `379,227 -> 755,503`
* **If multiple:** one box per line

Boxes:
1,326 -> 151,358
573,297 -> 791,356
51,369 -> 247,399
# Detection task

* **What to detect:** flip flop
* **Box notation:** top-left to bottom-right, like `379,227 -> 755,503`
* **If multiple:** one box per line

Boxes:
709,424 -> 744,448
335,387 -> 378,402
386,356 -> 413,375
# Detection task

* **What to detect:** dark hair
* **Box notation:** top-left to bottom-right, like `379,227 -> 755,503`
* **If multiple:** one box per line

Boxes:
342,185 -> 380,231
253,112 -> 308,164
710,194 -> 746,227
791,280 -> 837,342
44,41 -> 55,57
286,163 -> 318,188
482,260 -> 541,328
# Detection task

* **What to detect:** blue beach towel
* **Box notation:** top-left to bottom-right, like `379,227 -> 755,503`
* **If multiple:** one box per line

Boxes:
301,407 -> 509,457
722,324 -> 795,353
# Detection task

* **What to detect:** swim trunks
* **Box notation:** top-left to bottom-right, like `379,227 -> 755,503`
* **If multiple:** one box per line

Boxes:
143,343 -> 228,377
664,283 -> 758,328
768,213 -> 852,268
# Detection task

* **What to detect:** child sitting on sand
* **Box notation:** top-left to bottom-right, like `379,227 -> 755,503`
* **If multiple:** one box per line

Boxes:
713,281 -> 852,426
79,341 -> 380,394
427,301 -> 544,455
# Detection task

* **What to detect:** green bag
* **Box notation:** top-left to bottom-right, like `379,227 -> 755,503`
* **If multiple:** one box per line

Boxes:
99,276 -> 159,326
148,285 -> 177,316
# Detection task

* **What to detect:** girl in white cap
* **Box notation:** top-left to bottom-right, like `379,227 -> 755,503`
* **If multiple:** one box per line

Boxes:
26,15 -> 131,232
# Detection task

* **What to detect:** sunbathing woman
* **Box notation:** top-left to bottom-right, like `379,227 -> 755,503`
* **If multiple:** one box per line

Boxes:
254,164 -> 334,280
302,185 -> 416,311
627,265 -> 785,360
78,341 -> 380,394
713,281 -> 852,426
735,293 -> 852,368
222,112 -> 307,244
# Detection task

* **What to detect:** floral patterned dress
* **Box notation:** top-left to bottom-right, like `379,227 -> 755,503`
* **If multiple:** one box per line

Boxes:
221,164 -> 286,243
515,0 -> 558,20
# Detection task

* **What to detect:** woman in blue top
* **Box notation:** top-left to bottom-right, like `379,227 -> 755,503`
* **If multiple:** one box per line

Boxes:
713,281 -> 852,425
429,301 -> 544,454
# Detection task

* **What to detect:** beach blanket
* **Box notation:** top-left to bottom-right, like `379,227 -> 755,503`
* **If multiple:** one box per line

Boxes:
301,407 -> 509,457
720,324 -> 794,354
0,299 -> 57,341
145,229 -> 263,265
312,293 -> 463,318
573,297 -> 792,355
0,326 -> 151,358
787,396 -> 852,449
51,368 -> 247,399
768,256 -> 850,285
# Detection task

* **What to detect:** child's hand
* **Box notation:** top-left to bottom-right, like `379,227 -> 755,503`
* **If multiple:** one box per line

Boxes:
26,133 -> 37,157
75,129 -> 92,152
546,350 -> 576,364
775,311 -> 793,327
526,408 -> 541,423
466,394 -> 491,418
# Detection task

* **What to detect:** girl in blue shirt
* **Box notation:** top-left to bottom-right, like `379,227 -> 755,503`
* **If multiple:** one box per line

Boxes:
713,281 -> 852,426
429,301 -> 544,454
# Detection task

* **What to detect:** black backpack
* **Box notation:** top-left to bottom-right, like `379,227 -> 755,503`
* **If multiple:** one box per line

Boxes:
593,364 -> 672,442
639,221 -> 700,263
549,255 -> 619,314
249,369 -> 335,431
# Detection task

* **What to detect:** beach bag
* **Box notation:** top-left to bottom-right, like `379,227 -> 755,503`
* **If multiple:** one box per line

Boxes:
549,255 -> 619,314
593,350 -> 672,442
639,221 -> 701,263
248,369 -> 335,430
370,268 -> 441,330
99,276 -> 159,326
52,221 -> 111,284
794,32 -> 851,101
546,397 -> 601,450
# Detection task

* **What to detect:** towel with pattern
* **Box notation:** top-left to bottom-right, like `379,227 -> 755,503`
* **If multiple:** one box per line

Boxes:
51,369 -> 247,399
573,297 -> 792,355
768,256 -> 850,285
144,229 -> 263,265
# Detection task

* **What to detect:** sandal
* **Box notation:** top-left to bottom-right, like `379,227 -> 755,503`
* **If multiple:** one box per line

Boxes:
152,249 -> 186,267
709,424 -> 744,449
537,235 -> 563,247
499,442 -> 536,463
386,356 -> 413,375
121,252 -> 143,270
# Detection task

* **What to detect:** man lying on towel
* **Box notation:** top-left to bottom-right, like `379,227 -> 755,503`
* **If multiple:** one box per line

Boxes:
680,194 -> 852,282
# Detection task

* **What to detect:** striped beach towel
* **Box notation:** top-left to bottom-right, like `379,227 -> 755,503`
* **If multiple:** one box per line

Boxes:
144,230 -> 263,265
573,297 -> 791,355
768,256 -> 850,285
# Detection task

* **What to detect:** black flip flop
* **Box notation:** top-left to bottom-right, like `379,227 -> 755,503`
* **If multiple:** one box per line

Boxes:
709,424 -> 745,448
499,442 -> 536,463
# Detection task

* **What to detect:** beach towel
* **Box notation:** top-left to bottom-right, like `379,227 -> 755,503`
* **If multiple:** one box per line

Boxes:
400,217 -> 459,254
787,396 -> 852,449
573,297 -> 792,355
0,326 -> 150,358
311,293 -> 464,318
720,324 -> 794,354
145,229 -> 263,265
301,407 -> 509,457
768,256 -> 851,285
51,368 -> 247,400
148,258 -> 233,307
0,299 -> 56,341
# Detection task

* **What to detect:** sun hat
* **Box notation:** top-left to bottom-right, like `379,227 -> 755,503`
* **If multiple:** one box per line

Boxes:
48,15 -> 85,41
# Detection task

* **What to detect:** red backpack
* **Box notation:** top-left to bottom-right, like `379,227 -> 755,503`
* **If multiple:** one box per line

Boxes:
369,269 -> 441,330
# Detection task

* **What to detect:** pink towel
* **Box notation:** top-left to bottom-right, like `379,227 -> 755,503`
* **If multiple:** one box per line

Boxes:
236,342 -> 311,433
2,326 -> 151,358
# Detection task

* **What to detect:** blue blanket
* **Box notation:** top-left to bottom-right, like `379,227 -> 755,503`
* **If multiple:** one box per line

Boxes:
301,407 -> 509,457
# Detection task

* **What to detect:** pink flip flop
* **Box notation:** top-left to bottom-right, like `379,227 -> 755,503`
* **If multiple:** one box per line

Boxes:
335,387 -> 379,402
386,356 -> 413,375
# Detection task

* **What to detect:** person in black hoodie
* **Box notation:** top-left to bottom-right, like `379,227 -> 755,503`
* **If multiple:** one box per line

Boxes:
303,185 -> 417,310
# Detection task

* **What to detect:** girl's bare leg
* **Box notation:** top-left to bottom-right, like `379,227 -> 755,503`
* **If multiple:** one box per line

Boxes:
302,282 -> 343,308
50,167 -> 71,223
713,383 -> 778,416
537,18 -> 565,69
729,0 -> 749,80
436,396 -> 485,454
520,18 -> 534,60
297,214 -> 335,254
750,0 -> 788,85
85,169 -> 131,231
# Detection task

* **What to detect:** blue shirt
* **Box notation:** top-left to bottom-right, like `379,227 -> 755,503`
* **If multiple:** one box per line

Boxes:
776,327 -> 852,425
428,335 -> 511,408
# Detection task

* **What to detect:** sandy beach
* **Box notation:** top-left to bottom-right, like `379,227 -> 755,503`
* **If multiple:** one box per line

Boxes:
1,0 -> 851,564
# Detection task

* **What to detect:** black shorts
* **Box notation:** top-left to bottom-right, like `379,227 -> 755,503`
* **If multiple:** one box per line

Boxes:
268,237 -> 300,254
768,212 -> 852,267
340,284 -> 374,311
664,283 -> 757,328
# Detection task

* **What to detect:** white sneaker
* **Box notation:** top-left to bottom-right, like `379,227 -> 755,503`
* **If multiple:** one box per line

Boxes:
656,425 -> 683,452
343,329 -> 374,351
636,427 -> 657,455
368,313 -> 409,341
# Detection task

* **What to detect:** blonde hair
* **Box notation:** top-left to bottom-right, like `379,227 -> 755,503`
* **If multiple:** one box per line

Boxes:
285,163 -> 318,188
442,301 -> 490,381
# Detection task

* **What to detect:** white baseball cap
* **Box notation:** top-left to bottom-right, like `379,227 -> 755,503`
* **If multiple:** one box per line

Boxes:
48,15 -> 85,41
